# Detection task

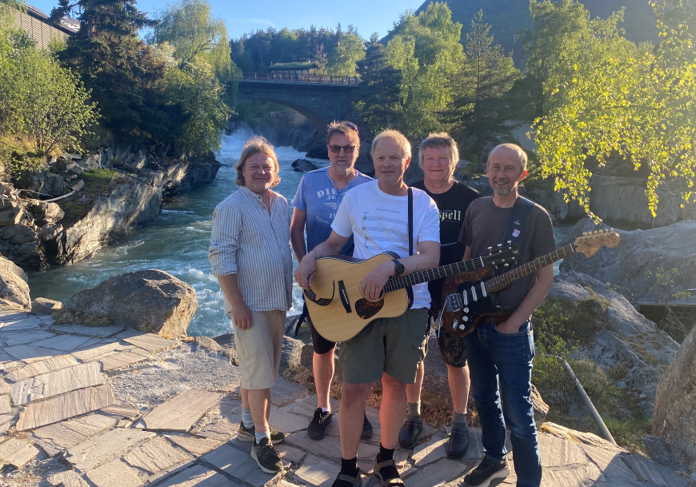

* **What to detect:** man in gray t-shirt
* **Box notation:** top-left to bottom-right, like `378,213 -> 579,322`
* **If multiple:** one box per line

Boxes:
458,144 -> 554,487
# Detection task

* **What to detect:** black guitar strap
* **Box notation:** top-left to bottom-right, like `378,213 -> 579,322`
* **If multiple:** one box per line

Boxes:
503,196 -> 535,246
408,187 -> 413,256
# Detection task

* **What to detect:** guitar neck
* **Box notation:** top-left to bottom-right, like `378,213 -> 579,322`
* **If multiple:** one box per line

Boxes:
384,255 -> 491,293
484,244 -> 575,294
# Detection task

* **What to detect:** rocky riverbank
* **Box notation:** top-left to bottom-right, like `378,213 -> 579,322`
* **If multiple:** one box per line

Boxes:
1,146 -> 221,270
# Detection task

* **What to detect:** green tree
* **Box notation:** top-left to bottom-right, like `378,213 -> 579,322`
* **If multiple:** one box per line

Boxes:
387,2 -> 464,139
532,0 -> 695,217
353,33 -> 403,134
445,10 -> 520,165
326,25 -> 365,76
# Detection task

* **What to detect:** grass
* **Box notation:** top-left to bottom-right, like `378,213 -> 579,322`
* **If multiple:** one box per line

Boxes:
59,168 -> 120,225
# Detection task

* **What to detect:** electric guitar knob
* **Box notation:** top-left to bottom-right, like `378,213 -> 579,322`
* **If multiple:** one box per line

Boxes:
459,324 -> 466,330
463,308 -> 469,313
463,316 -> 468,322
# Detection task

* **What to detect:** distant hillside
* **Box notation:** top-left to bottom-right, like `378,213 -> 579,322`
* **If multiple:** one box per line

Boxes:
412,0 -> 658,64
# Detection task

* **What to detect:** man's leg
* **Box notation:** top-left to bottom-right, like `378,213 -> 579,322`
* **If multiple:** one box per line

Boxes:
247,388 -> 272,435
399,361 -> 424,448
447,363 -> 471,457
314,348 -> 335,409
380,372 -> 408,449
339,382 -> 372,457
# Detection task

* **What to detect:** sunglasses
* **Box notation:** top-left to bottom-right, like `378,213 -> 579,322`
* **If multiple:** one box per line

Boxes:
328,145 -> 356,154
343,121 -> 358,132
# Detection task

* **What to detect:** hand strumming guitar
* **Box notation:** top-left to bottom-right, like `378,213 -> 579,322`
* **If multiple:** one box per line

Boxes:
360,261 -> 395,302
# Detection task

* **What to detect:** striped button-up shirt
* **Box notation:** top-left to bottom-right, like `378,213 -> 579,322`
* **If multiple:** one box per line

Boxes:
209,186 -> 293,314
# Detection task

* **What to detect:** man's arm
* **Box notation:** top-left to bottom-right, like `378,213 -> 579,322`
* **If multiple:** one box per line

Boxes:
294,230 -> 350,290
217,274 -> 252,330
290,207 -> 307,262
497,265 -> 553,334
360,240 -> 440,302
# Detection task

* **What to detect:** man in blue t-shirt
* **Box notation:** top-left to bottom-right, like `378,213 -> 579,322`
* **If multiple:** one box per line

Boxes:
290,121 -> 372,441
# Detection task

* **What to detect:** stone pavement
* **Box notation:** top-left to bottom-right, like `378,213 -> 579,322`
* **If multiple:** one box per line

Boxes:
0,309 -> 692,487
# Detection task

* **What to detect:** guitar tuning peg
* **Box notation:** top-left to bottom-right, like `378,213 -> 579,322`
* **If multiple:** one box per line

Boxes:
507,240 -> 511,244
497,243 -> 502,247
495,265 -> 499,270
611,227 -> 614,232
583,232 -> 587,235
487,246 -> 492,250
599,229 -> 604,233
504,263 -> 510,267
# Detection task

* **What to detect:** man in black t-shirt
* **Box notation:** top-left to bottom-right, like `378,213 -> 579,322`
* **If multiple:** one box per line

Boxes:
398,133 -> 480,459
459,144 -> 554,487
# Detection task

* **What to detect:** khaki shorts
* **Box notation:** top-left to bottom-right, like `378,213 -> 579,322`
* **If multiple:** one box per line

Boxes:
232,310 -> 286,390
339,308 -> 429,385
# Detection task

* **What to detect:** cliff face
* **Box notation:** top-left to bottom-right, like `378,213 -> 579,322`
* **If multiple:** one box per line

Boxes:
1,146 -> 221,270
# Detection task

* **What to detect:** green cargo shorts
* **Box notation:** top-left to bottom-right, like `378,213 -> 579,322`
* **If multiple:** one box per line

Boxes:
339,308 -> 429,385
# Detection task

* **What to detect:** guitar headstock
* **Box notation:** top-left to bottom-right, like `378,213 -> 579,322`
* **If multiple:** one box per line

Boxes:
572,229 -> 620,258
482,244 -> 519,267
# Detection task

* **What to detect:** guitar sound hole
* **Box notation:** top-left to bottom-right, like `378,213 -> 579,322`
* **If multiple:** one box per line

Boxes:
355,298 -> 384,320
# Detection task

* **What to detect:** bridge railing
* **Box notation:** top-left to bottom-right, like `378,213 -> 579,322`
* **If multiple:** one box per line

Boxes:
239,72 -> 360,86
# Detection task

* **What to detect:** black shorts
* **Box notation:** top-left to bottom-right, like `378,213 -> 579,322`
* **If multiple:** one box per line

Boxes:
304,303 -> 336,355
434,310 -> 468,368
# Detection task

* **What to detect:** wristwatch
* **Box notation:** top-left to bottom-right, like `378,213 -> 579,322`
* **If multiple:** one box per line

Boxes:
392,259 -> 405,277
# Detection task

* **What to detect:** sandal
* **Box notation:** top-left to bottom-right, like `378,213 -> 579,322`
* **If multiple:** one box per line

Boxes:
331,470 -> 362,487
374,457 -> 405,487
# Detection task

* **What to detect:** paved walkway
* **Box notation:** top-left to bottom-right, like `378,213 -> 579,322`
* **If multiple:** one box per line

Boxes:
0,310 -> 691,487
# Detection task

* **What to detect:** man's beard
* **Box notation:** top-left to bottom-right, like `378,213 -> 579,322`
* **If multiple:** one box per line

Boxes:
493,179 -> 511,195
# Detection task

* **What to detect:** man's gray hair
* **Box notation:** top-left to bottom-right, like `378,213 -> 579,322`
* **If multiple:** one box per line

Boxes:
418,132 -> 459,180
487,143 -> 528,173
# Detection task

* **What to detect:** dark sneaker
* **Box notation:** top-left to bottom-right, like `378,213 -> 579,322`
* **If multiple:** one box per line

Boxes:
251,437 -> 283,474
464,457 -> 509,487
447,422 -> 470,458
331,470 -> 362,487
238,422 -> 285,444
361,413 -> 373,440
398,416 -> 423,449
308,408 -> 333,440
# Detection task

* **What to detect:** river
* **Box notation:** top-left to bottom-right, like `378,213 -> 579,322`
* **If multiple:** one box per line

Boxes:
28,129 -> 570,337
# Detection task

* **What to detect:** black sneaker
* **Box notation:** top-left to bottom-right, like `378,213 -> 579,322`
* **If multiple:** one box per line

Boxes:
361,413 -> 373,440
464,457 -> 509,487
238,422 -> 285,444
251,437 -> 283,474
308,407 -> 333,440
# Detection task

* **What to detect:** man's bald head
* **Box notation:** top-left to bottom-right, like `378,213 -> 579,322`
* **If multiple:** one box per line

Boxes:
487,143 -> 528,174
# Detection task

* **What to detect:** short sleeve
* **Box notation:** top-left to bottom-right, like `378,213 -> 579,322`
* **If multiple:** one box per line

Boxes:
331,191 -> 354,238
209,202 -> 241,277
530,208 -> 556,259
416,193 -> 440,244
291,175 -> 307,211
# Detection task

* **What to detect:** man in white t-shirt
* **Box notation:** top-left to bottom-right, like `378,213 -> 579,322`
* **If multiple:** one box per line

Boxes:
295,130 -> 440,487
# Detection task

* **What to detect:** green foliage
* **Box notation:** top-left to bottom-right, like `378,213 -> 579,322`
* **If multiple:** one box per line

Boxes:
82,168 -> 119,187
387,2 -> 465,139
532,0 -> 696,218
444,11 -> 520,164
327,25 -> 365,76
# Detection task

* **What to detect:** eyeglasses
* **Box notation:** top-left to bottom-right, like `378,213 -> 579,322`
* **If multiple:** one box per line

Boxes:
328,145 -> 356,154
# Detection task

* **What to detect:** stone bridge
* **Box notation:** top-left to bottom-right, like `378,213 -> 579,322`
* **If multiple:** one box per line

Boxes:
236,79 -> 358,130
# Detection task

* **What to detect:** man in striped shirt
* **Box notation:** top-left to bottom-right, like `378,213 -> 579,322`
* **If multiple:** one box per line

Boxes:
209,136 -> 293,475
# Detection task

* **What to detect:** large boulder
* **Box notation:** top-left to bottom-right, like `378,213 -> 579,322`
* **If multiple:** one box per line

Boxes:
548,271 -> 680,417
291,159 -> 320,173
560,218 -> 696,307
54,269 -> 197,338
0,254 -> 30,310
653,323 -> 696,470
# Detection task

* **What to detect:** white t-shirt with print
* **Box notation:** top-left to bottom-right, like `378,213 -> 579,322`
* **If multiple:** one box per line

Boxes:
331,180 -> 440,309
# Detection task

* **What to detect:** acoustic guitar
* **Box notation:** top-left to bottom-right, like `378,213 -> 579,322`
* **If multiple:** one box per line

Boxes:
305,245 -> 518,342
440,231 -> 620,338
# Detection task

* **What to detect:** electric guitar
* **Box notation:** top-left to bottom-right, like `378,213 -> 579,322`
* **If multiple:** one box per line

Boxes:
441,231 -> 620,337
305,245 -> 519,342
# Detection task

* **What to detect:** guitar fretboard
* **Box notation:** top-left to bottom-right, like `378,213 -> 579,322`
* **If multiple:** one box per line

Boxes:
485,244 -> 575,293
384,255 -> 494,293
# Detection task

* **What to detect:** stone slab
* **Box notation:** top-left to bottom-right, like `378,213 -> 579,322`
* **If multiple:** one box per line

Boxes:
16,385 -> 116,431
269,407 -> 311,434
121,333 -> 176,352
123,436 -> 188,474
283,430 -> 379,473
0,437 -> 41,468
37,315 -> 55,326
66,427 -> 155,471
139,389 -> 223,432
33,334 -> 92,352
294,454 -> 339,487
0,349 -> 15,363
539,434 -> 591,468
165,435 -> 224,457
157,464 -> 240,487
5,355 -> 80,382
11,362 -> 104,406
0,413 -> 11,434
280,394 -> 339,418
622,454 -> 689,487
71,341 -> 126,363
85,459 -> 142,487
99,348 -> 152,371
0,312 -> 28,324
403,458 -> 468,487
47,470 -> 90,487
578,443 -> 639,485
412,433 -> 448,466
1,329 -> 56,346
0,317 -> 44,332
51,324 -> 126,338
271,377 -> 309,406
275,443 -> 306,464
542,464 -> 604,485
3,344 -> 63,362
0,394 -> 10,414
189,395 -> 241,442
0,379 -> 8,395
100,404 -> 141,420
202,444 -> 278,487
31,413 -> 119,457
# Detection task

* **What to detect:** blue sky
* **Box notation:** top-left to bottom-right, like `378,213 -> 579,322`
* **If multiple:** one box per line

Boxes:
31,0 -> 423,39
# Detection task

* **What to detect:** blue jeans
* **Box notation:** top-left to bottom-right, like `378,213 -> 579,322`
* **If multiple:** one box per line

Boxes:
464,320 -> 541,487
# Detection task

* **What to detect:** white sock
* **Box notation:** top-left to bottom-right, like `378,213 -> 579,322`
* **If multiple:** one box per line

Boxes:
242,408 -> 253,429
321,406 -> 331,413
255,429 -> 271,444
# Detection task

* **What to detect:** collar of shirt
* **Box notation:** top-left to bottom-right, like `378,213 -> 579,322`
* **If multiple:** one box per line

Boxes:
240,186 -> 276,205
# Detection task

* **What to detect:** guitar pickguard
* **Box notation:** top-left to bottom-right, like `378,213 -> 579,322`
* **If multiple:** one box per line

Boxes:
355,298 -> 385,320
